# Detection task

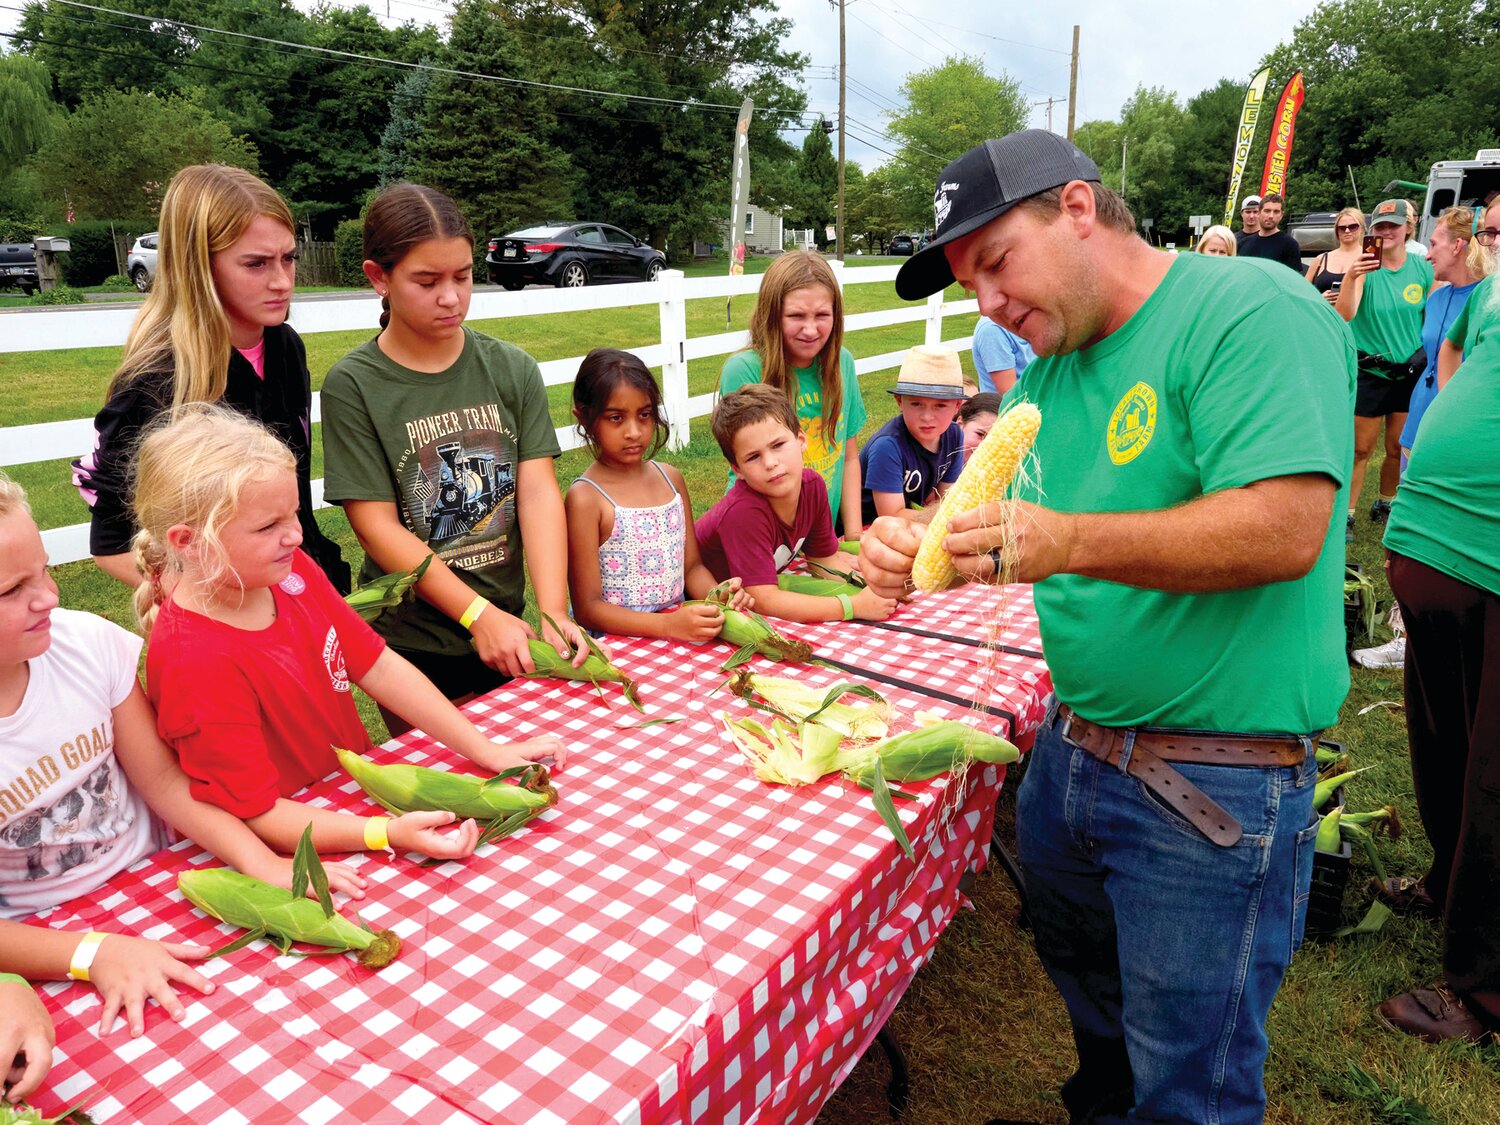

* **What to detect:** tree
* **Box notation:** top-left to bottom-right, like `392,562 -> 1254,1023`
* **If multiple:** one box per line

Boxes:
15,0 -> 188,105
378,66 -> 432,187
789,124 -> 837,248
0,52 -> 57,164
884,55 -> 1029,225
37,90 -> 257,219
844,163 -> 904,254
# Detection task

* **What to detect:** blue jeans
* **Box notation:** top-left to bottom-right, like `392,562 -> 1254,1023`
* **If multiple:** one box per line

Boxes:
1016,702 -> 1319,1124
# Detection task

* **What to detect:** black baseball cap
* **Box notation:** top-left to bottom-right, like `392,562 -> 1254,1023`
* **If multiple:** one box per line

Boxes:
895,130 -> 1102,301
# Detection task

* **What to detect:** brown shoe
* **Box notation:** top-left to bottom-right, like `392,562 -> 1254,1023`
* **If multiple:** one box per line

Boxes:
1377,983 -> 1493,1044
1371,874 -> 1439,918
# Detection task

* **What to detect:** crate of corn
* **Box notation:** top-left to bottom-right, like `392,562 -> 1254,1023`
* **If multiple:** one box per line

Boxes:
337,749 -> 558,846
177,827 -> 401,969
913,401 -> 1041,592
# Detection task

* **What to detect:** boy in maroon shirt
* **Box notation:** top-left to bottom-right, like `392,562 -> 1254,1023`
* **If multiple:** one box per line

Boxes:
695,385 -> 897,623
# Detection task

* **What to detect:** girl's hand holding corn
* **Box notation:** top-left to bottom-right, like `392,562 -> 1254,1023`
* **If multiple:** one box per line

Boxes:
0,976 -> 53,1102
539,613 -> 594,669
388,810 -> 481,860
463,733 -> 567,775
717,577 -> 755,613
85,934 -> 215,1038
666,601 -> 726,643
470,609 -> 541,677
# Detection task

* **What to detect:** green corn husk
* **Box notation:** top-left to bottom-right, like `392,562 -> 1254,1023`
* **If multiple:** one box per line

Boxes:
839,540 -> 861,554
336,749 -> 557,846
178,828 -> 400,969
1313,766 -> 1372,809
722,715 -> 852,785
1315,807 -> 1343,854
1339,805 -> 1402,838
841,721 -> 1020,790
1338,820 -> 1390,883
730,670 -> 889,741
522,617 -> 642,710
0,1104 -> 96,1125
343,554 -> 433,623
1314,745 -> 1348,767
716,607 -> 815,665
776,573 -> 865,599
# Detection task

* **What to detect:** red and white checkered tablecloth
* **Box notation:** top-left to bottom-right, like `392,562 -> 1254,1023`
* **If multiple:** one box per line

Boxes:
27,594 -> 1049,1125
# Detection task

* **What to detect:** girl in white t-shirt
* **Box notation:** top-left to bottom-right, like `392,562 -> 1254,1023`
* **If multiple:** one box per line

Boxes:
0,474 -> 368,1103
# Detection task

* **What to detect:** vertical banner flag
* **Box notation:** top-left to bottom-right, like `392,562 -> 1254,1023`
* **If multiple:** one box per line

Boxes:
726,97 -> 754,329
1223,68 -> 1271,226
1259,71 -> 1306,199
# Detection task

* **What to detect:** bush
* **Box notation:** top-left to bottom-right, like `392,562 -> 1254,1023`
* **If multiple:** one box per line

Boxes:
31,284 -> 86,305
97,274 -> 137,292
49,219 -> 152,286
333,219 -> 365,287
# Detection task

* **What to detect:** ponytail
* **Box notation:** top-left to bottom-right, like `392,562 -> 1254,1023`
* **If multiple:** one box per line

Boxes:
131,529 -> 175,637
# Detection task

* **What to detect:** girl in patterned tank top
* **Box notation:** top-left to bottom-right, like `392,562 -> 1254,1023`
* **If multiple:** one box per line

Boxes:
565,349 -> 752,640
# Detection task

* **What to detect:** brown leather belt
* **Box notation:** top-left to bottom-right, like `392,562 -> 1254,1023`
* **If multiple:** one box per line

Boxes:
1055,704 -> 1313,848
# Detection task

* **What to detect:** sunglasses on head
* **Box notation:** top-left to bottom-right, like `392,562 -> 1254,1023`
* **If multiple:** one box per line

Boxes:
1336,223 -> 1361,233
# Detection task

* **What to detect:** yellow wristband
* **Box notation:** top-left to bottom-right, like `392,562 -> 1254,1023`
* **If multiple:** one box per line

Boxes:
68,932 -> 108,982
459,595 -> 489,631
364,815 -> 391,851
836,593 -> 854,621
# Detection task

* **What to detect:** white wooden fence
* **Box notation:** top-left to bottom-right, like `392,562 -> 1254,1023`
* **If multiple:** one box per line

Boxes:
0,264 -> 980,564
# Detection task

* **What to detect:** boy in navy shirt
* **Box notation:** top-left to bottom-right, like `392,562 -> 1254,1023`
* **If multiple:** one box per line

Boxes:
860,346 -> 967,525
697,385 -> 897,623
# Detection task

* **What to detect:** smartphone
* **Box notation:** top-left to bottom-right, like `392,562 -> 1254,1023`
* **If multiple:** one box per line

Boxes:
1362,234 -> 1384,265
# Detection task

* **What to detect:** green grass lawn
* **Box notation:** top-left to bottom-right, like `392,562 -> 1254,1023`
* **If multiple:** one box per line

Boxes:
16,269 -> 1490,1121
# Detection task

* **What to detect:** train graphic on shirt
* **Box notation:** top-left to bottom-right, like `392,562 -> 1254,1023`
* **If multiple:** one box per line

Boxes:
403,437 -> 516,552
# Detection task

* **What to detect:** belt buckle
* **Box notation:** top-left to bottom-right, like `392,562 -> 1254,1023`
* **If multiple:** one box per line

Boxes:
1058,710 -> 1074,744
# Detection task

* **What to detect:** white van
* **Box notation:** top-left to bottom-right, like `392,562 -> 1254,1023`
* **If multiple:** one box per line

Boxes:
1418,149 -> 1500,243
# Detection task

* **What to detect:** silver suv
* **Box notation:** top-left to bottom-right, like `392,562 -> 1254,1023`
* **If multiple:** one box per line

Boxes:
126,232 -> 159,291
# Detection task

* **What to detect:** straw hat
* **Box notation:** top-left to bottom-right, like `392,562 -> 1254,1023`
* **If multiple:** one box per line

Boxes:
890,345 -> 966,399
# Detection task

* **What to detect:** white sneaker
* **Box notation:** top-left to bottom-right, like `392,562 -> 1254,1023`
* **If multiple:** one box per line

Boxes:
1353,636 -> 1406,669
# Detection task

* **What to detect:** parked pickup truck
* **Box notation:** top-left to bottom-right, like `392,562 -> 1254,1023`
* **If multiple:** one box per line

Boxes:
0,243 -> 38,295
1288,212 -> 1341,255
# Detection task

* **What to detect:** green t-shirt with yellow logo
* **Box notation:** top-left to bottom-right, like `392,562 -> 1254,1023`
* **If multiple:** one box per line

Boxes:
1349,253 -> 1432,370
1008,255 -> 1355,732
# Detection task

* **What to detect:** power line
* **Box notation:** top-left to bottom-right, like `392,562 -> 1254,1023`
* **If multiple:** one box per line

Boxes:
862,2 -> 1071,55
38,0 -> 758,114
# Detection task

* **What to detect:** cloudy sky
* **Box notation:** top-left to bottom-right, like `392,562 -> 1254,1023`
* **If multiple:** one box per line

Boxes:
2,0 -> 1326,167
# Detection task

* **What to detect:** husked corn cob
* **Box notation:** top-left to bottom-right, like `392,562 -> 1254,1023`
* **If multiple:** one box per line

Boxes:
336,749 -> 556,822
912,402 -> 1042,592
178,868 -> 401,969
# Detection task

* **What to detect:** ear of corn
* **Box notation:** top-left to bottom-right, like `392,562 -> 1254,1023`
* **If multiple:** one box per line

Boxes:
336,749 -> 557,845
1315,807 -> 1343,854
721,716 -> 854,785
839,540 -> 861,554
344,554 -> 433,623
730,670 -> 889,741
522,617 -> 642,710
177,827 -> 400,969
841,720 -> 1019,790
1313,766 -> 1371,809
715,607 -> 815,663
776,573 -> 864,599
912,402 -> 1041,592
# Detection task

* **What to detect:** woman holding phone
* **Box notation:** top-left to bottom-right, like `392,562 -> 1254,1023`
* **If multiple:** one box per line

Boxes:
1335,198 -> 1433,540
1306,206 -> 1365,302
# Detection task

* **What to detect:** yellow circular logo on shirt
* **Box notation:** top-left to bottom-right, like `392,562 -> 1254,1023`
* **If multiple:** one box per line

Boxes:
1403,283 -> 1423,304
1108,382 -> 1158,465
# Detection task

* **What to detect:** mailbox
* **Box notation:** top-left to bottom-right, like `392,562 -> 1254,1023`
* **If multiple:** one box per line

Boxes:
32,236 -> 71,292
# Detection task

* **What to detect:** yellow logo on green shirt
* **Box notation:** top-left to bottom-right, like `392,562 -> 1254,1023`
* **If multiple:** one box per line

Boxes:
1403,283 -> 1423,305
1108,382 -> 1158,465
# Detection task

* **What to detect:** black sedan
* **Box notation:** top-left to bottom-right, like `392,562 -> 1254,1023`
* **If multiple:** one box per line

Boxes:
486,222 -> 667,289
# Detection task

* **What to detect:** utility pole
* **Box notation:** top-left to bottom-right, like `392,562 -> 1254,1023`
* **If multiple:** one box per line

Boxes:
1034,96 -> 1062,133
1121,135 -> 1128,199
1066,25 -> 1079,140
835,0 -> 846,260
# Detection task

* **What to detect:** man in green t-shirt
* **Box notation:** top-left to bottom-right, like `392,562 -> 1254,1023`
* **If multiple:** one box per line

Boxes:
864,130 -> 1354,1123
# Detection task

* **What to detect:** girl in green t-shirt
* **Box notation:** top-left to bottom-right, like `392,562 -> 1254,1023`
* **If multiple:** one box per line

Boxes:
322,184 -> 590,728
718,250 -> 867,534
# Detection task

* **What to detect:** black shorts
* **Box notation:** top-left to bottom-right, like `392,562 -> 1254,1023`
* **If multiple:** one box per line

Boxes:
396,647 -> 511,702
1355,366 -> 1418,418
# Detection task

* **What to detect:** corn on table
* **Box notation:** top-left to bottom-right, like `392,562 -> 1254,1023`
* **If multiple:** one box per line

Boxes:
25,584 -> 1049,1124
